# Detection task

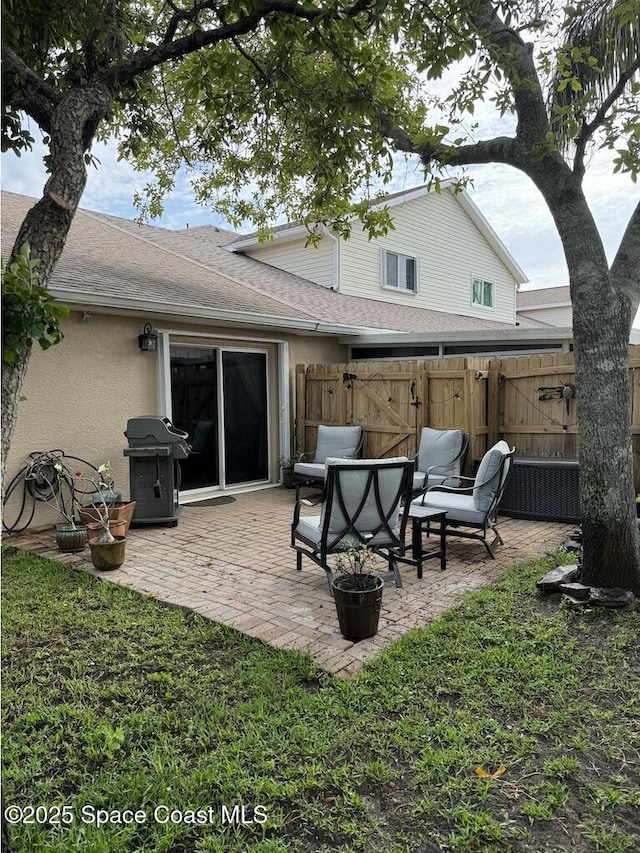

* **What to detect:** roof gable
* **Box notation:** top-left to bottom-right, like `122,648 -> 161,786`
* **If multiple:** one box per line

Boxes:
2,190 -> 545,338
228,183 -> 527,285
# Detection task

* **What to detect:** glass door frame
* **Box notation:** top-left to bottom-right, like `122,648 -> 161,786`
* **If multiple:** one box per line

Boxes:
219,344 -> 271,489
157,331 -> 289,496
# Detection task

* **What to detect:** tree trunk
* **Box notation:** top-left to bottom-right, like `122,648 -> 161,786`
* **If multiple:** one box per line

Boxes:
2,84 -> 112,487
1,354 -> 30,491
535,167 -> 640,592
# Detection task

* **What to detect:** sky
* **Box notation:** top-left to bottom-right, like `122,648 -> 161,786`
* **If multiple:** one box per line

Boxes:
2,114 -> 638,299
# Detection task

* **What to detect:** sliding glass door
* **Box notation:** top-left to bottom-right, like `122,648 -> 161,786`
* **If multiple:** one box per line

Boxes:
170,345 -> 268,491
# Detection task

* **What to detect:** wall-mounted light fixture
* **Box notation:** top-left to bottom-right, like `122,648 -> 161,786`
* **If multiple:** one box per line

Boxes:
81,310 -> 92,323
138,323 -> 158,352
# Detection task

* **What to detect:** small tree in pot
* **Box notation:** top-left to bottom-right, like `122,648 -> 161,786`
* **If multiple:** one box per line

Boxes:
331,543 -> 384,641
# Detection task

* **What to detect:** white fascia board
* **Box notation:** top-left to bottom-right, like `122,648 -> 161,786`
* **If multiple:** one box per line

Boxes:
516,301 -> 572,311
338,326 -> 574,345
48,288 -> 378,336
228,225 -> 312,252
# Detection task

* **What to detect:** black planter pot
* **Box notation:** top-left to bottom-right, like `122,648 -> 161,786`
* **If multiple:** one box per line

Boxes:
331,574 -> 384,641
282,469 -> 296,489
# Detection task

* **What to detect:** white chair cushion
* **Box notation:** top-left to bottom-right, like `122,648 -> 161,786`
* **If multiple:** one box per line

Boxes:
294,514 -> 393,548
293,462 -> 326,480
314,425 -> 362,464
412,491 -> 486,525
417,428 -> 464,480
295,515 -> 323,547
473,440 -> 511,512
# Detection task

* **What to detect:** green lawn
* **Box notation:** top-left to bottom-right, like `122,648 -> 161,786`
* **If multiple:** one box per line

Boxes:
2,546 -> 639,853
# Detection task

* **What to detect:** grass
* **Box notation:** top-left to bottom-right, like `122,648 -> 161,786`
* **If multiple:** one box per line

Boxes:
2,546 -> 639,853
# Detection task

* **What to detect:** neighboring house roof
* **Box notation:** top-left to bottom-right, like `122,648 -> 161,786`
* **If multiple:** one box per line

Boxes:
229,182 -> 528,285
2,191 -> 548,338
517,286 -> 571,309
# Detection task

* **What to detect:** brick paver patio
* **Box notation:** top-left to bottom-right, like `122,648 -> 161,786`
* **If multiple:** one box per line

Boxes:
7,487 -> 575,677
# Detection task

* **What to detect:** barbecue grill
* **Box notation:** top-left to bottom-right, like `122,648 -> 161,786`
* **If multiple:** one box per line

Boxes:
124,416 -> 190,526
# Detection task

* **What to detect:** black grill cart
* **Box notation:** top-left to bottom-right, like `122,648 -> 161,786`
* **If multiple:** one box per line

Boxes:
124,416 -> 191,526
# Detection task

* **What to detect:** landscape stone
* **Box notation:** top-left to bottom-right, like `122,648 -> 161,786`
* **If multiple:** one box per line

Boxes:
558,582 -> 590,601
537,564 -> 579,593
588,588 -> 636,609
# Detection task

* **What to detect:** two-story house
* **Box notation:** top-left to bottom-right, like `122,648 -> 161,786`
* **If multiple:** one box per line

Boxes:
230,184 -> 523,325
2,184 -> 568,515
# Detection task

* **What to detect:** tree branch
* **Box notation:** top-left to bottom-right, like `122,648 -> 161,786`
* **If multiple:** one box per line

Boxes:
379,114 -> 521,169
106,0 -> 373,89
574,55 -> 640,175
611,202 -> 640,326
472,0 -> 551,146
1,43 -> 59,133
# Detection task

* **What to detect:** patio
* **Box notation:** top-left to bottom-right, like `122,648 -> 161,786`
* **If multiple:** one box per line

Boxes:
7,487 -> 575,677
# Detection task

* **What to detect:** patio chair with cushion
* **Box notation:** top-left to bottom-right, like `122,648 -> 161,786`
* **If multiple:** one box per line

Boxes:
293,425 -> 364,499
412,427 -> 469,494
411,440 -> 515,559
291,457 -> 414,592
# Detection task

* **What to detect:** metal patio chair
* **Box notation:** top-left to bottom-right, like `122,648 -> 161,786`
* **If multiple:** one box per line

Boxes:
412,440 -> 515,559
293,425 -> 364,499
291,457 -> 414,592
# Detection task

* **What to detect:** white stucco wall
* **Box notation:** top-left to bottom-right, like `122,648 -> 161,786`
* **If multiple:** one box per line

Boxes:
3,311 -> 346,532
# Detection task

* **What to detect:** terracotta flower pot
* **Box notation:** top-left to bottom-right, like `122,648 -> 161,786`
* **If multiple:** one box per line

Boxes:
78,501 -> 136,535
86,519 -> 127,543
88,536 -> 126,571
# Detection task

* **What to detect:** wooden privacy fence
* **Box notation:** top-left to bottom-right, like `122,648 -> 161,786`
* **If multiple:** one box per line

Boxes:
295,345 -> 640,486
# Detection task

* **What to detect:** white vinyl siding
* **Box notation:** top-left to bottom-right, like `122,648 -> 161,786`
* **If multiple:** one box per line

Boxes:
241,235 -> 335,289
338,188 -> 519,324
518,306 -> 573,327
472,276 -> 494,309
382,249 -> 418,292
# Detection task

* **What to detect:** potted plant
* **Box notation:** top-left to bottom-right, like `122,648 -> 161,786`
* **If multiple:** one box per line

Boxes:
79,462 -> 127,571
331,544 -> 384,641
279,455 -> 300,490
25,460 -> 88,552
77,495 -> 136,535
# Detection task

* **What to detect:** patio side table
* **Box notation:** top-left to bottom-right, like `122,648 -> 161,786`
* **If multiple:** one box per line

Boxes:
407,506 -> 447,577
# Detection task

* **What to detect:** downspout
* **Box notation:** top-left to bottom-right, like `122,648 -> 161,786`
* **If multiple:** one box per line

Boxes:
323,225 -> 341,292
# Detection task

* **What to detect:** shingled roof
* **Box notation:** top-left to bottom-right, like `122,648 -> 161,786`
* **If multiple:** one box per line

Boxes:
517,286 -> 571,308
2,191 -> 548,336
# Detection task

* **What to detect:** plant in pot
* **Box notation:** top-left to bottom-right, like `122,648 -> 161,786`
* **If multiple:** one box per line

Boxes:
279,455 -> 300,490
25,459 -> 88,552
79,462 -> 127,571
331,543 -> 384,641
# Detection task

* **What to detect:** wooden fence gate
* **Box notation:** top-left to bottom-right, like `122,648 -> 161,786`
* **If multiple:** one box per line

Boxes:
295,346 -> 640,488
295,358 -> 490,471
